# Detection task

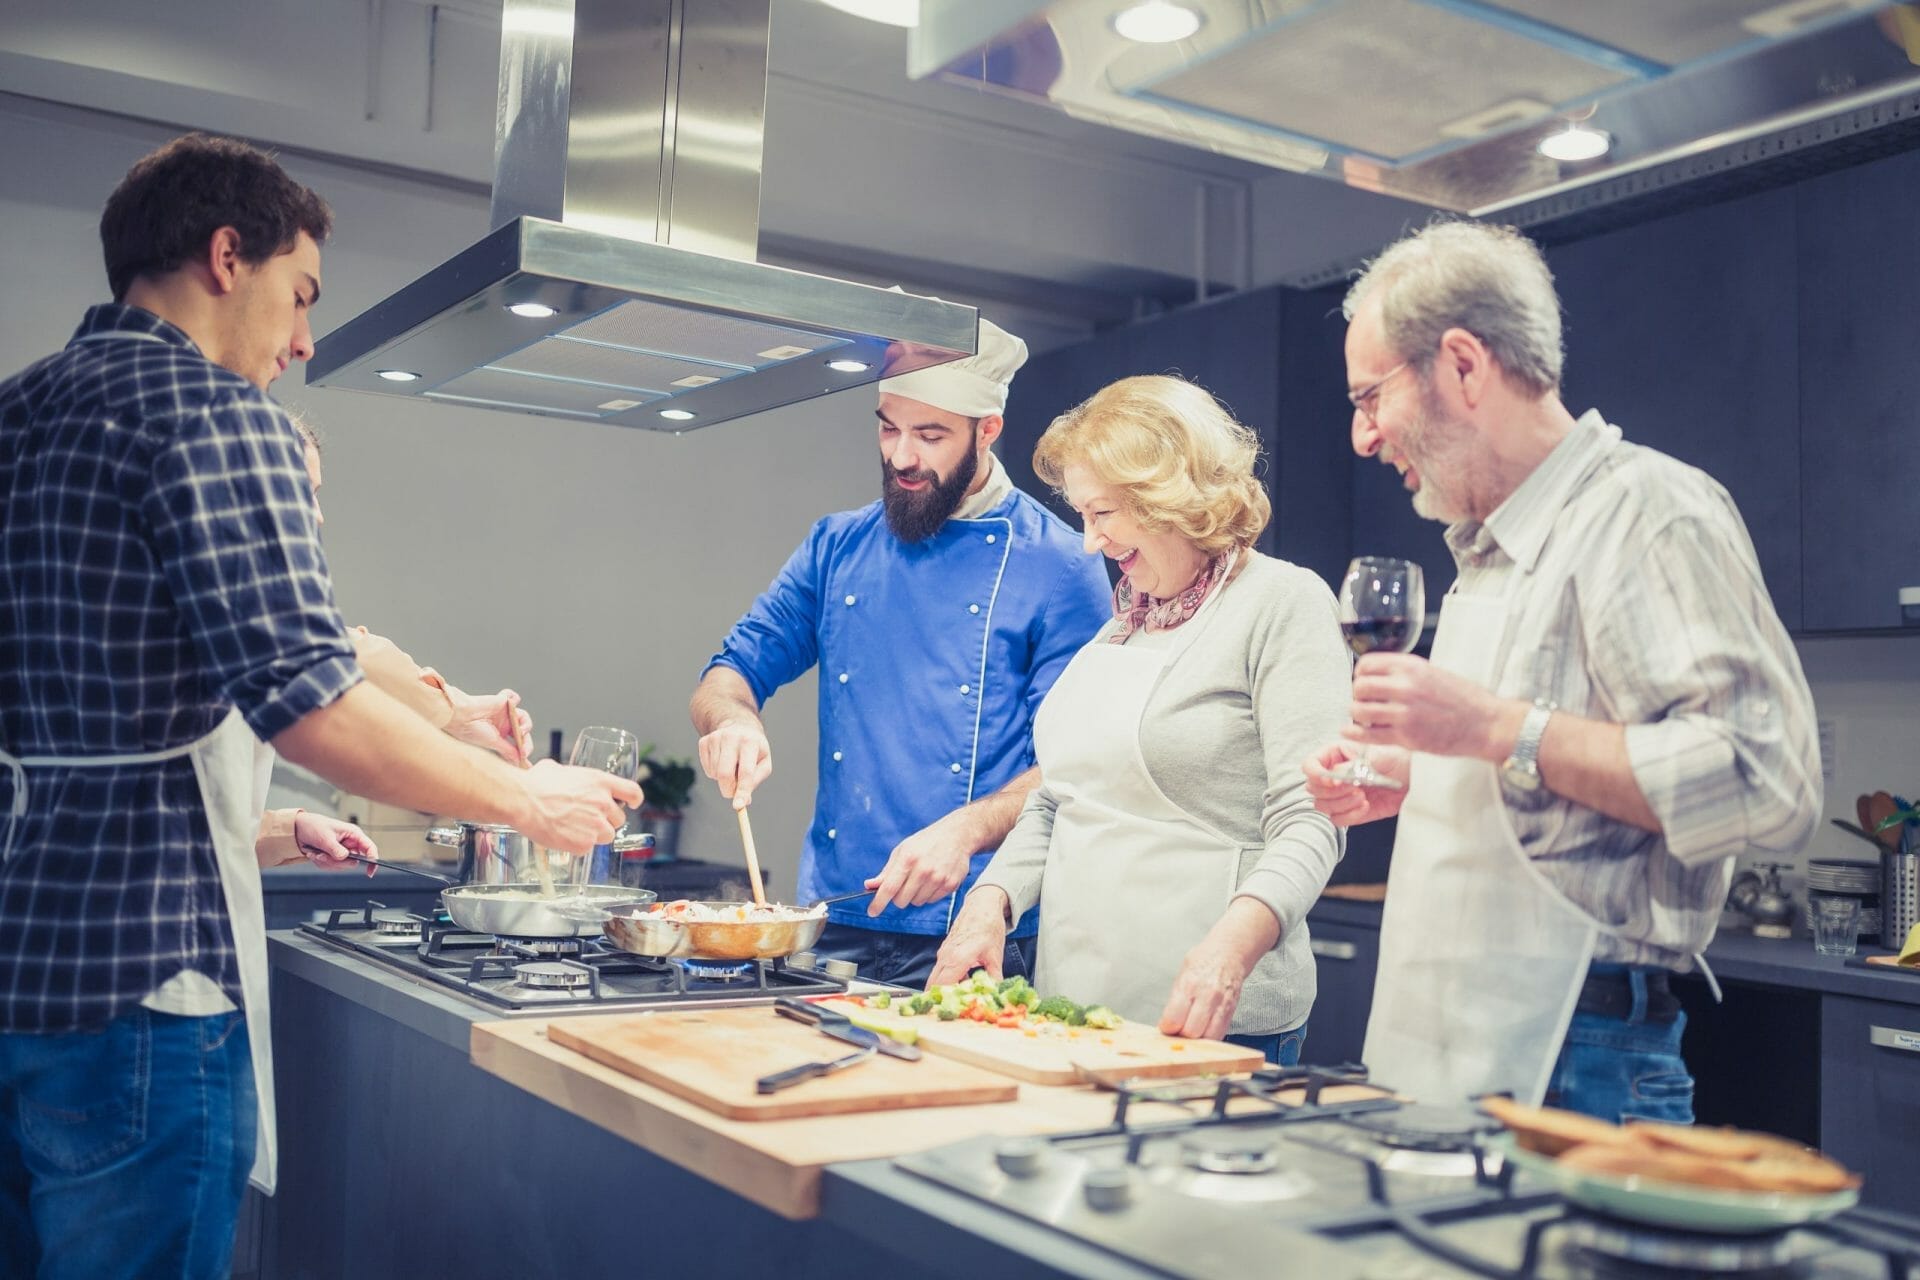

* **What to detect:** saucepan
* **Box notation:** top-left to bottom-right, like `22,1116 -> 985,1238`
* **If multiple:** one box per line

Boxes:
344,854 -> 656,938
600,900 -> 831,961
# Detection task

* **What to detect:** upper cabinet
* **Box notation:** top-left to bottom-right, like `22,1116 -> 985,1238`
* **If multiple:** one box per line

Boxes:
1547,192 -> 1804,632
1795,148 -> 1920,633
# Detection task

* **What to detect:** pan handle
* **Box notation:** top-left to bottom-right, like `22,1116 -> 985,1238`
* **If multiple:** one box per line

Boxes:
340,853 -> 456,887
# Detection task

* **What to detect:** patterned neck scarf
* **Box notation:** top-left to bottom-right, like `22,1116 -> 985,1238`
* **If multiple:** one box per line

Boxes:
1108,546 -> 1241,644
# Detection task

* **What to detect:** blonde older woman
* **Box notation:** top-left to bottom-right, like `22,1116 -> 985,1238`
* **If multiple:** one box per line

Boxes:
929,375 -> 1350,1062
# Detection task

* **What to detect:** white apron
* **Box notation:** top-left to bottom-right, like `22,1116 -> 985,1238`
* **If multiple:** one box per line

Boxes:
1034,553 -> 1262,1027
1363,580 -> 1599,1107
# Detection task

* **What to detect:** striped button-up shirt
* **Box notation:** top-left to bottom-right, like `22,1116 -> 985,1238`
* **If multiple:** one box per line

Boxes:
1448,411 -> 1820,970
1,304 -> 361,1033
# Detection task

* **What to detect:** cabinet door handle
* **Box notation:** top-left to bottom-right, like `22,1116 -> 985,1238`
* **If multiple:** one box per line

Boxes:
1311,939 -> 1358,961
1870,1025 -> 1920,1054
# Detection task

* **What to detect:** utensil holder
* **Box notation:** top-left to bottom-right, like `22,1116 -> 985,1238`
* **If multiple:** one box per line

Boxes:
1884,842 -> 1920,946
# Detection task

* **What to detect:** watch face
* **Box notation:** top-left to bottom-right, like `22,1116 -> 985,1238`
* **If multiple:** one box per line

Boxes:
1502,760 -> 1543,792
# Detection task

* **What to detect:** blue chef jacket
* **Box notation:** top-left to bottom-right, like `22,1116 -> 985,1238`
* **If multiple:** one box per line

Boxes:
706,488 -> 1110,937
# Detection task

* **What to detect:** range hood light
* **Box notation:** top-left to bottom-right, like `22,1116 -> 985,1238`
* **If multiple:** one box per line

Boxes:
376,369 -> 420,382
659,408 -> 697,421
1537,123 -> 1612,162
506,301 -> 558,318
1112,1 -> 1202,45
827,358 -> 871,373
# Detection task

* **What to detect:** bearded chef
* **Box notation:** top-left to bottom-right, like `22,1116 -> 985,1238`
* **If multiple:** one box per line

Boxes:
691,314 -> 1110,986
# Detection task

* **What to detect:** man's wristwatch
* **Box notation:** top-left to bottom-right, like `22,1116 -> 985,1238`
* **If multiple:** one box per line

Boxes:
1500,698 -> 1556,793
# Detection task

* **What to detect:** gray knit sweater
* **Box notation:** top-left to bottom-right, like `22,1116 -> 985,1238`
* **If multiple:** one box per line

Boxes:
974,552 -> 1351,1034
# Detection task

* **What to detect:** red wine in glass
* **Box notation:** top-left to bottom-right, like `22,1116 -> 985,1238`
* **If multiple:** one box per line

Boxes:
1331,557 -> 1425,790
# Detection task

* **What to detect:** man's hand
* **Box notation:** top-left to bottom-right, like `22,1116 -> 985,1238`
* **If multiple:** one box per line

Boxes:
517,760 -> 641,851
1346,653 -> 1523,762
1303,742 -> 1412,825
927,889 -> 1010,987
1157,898 -> 1279,1041
293,813 -> 379,876
445,688 -> 533,764
865,809 -> 982,916
696,717 -> 772,810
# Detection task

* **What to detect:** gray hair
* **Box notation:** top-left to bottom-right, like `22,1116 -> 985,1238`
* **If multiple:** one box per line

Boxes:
286,407 -> 321,454
1343,221 -> 1563,396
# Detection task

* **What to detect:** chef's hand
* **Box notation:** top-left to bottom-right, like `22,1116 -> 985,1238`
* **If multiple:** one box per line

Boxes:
865,809 -> 981,915
1347,653 -> 1515,761
697,715 -> 772,810
1158,898 -> 1279,1041
927,889 -> 1010,987
446,688 -> 533,764
518,760 -> 641,850
294,813 -> 379,877
1303,742 -> 1411,825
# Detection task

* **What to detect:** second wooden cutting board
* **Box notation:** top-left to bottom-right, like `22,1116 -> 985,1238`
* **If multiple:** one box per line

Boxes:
818,997 -> 1264,1085
545,1008 -> 1019,1121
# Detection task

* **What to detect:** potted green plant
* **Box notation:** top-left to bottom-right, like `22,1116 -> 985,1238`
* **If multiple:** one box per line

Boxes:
636,745 -> 697,863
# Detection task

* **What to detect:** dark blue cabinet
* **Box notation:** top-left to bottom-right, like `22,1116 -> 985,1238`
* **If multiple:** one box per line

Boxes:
1796,148 -> 1920,632
1301,918 -> 1380,1067
1819,994 -> 1920,1210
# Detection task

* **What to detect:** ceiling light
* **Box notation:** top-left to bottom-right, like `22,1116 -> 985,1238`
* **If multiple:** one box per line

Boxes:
375,369 -> 420,382
1112,1 -> 1202,44
506,302 -> 557,318
816,0 -> 919,27
1537,123 -> 1612,162
827,359 -> 871,373
659,408 -> 697,421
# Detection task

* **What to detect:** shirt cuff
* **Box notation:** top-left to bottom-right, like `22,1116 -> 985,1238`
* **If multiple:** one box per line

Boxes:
970,869 -> 1041,922
255,808 -> 303,868
1624,718 -> 1742,866
244,654 -> 364,741
1234,850 -> 1324,942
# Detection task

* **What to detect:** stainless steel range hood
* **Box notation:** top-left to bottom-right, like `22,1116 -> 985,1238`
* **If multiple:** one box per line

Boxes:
309,0 -> 977,430
911,0 -> 1920,220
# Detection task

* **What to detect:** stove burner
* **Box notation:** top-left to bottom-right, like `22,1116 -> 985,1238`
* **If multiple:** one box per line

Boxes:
1146,1133 -> 1317,1205
496,936 -> 585,958
512,961 -> 590,990
679,958 -> 753,983
1567,1210 -> 1800,1275
1179,1131 -> 1281,1176
370,915 -> 422,937
1347,1103 -> 1500,1152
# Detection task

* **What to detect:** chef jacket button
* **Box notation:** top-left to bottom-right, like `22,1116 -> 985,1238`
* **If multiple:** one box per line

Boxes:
828,828 -> 837,839
986,534 -> 997,544
968,604 -> 980,615
959,684 -> 971,695
844,594 -> 856,606
1753,698 -> 1771,717
838,672 -> 849,684
950,763 -> 962,774
832,751 -> 843,762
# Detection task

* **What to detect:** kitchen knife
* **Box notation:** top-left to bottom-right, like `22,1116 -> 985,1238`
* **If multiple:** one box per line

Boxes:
755,1045 -> 874,1094
774,997 -> 923,1061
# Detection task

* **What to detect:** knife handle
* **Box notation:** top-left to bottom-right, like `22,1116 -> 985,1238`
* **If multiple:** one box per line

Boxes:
756,1060 -> 827,1093
774,996 -> 823,1026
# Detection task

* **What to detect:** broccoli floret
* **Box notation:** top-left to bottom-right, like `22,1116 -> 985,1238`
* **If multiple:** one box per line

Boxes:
867,992 -> 892,1009
1032,995 -> 1081,1023
935,1006 -> 959,1021
1083,1005 -> 1122,1030
907,993 -> 935,1015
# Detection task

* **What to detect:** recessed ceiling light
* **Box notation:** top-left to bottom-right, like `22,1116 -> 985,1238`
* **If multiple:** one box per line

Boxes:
827,359 -> 871,373
507,302 -> 557,318
817,0 -> 919,27
1112,1 -> 1202,44
659,408 -> 696,421
1537,124 -> 1611,162
375,369 -> 420,382
757,345 -> 813,361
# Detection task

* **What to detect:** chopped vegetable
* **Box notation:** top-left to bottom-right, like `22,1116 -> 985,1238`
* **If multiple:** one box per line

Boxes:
1083,1005 -> 1121,1031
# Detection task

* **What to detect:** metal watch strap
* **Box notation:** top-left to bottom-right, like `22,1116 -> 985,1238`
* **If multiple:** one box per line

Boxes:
1503,698 -> 1555,789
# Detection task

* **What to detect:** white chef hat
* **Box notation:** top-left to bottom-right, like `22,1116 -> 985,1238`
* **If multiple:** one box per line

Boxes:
877,312 -> 1029,418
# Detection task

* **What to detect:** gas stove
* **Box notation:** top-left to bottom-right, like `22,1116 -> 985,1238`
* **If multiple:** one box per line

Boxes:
896,1066 -> 1920,1280
297,902 -> 845,1014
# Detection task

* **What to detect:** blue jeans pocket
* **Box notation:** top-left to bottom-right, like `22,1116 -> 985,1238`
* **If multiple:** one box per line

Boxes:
1622,1071 -> 1695,1125
17,1012 -> 151,1176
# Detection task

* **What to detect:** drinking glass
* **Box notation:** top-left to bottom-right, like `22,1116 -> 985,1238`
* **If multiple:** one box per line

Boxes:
563,725 -> 642,896
1328,556 -> 1426,791
1811,893 -> 1860,957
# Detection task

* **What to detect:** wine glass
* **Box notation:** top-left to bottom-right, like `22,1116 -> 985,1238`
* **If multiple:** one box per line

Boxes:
561,726 -> 642,899
1329,556 -> 1426,791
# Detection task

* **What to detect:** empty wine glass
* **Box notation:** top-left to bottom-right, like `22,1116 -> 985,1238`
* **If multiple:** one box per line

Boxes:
562,725 -> 642,898
1329,556 -> 1425,791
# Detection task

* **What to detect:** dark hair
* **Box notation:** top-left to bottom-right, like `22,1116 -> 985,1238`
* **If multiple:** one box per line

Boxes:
99,133 -> 333,301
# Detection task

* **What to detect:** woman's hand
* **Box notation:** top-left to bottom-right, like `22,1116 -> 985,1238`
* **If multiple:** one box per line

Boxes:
1157,898 -> 1280,1041
1302,742 -> 1411,825
294,813 -> 379,876
927,888 -> 1011,987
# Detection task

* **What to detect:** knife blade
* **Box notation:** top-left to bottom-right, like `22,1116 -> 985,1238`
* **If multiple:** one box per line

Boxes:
755,1045 -> 874,1094
774,996 -> 922,1061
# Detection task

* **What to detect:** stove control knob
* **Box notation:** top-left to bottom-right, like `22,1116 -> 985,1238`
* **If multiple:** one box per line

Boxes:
994,1137 -> 1048,1179
1081,1166 -> 1133,1213
820,958 -> 858,981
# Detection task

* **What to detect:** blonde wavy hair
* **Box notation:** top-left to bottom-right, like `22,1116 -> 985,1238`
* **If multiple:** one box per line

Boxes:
1033,375 -> 1269,556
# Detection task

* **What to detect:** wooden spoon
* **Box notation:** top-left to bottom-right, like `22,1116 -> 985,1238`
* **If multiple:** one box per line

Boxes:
735,806 -> 769,908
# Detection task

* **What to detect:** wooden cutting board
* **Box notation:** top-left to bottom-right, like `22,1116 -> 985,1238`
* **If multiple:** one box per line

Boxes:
544,1008 -> 1018,1120
817,997 -> 1264,1086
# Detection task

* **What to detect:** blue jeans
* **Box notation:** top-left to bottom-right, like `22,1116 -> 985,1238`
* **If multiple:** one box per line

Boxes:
1226,1022 -> 1308,1067
1544,967 -> 1694,1125
811,922 -> 1035,989
1,1008 -> 256,1280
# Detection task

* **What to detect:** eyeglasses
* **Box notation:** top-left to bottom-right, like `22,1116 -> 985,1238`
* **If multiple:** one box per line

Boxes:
1347,362 -> 1409,424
